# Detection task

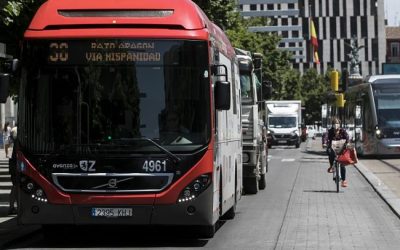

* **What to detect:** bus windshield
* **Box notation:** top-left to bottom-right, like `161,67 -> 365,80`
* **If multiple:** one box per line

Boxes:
374,84 -> 400,128
18,39 -> 210,154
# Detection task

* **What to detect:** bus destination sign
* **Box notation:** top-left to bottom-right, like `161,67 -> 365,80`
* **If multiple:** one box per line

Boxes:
47,40 -> 162,65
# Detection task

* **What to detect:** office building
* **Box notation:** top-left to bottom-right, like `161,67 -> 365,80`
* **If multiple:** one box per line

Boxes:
238,0 -> 386,75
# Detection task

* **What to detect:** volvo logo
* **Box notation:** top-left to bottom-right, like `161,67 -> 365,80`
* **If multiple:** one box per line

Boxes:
108,178 -> 117,189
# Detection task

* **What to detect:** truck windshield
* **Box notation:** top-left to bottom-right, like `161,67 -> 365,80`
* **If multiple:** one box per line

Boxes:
269,117 -> 297,128
240,72 -> 254,102
18,39 -> 210,154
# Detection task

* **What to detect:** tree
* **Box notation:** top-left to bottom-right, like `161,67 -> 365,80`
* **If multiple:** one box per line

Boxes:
300,68 -> 330,124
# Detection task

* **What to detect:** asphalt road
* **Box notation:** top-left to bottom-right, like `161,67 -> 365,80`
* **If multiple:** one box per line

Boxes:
2,139 -> 400,249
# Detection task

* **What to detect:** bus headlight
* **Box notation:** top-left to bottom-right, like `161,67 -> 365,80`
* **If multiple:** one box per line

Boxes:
20,174 -> 48,203
177,174 -> 211,203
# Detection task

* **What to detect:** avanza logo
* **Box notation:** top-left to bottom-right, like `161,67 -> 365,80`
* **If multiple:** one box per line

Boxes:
79,160 -> 96,172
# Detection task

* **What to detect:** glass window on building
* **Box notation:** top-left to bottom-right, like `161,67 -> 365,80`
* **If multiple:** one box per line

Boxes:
333,0 -> 340,16
282,31 -> 289,38
288,3 -> 295,9
354,0 -> 360,16
391,42 -> 400,57
340,17 -> 347,38
267,4 -> 274,10
370,0 -> 377,15
309,0 -> 315,16
351,16 -> 357,37
293,30 -> 299,37
282,18 -> 288,26
372,38 -> 378,60
250,4 -> 257,11
361,16 -> 368,38
330,17 -> 337,38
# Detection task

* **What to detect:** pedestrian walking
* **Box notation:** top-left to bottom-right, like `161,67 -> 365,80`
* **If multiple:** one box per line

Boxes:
3,122 -> 12,158
8,124 -> 17,215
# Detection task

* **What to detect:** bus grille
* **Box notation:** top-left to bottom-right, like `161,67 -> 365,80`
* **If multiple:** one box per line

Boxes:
51,173 -> 174,193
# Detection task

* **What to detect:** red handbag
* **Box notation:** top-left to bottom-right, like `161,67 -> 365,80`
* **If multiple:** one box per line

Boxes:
337,148 -> 358,165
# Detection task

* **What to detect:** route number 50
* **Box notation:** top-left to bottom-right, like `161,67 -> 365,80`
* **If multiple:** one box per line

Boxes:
49,42 -> 69,62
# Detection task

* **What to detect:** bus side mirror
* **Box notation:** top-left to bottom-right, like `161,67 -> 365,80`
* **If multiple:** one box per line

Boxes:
0,73 -> 10,103
215,81 -> 231,110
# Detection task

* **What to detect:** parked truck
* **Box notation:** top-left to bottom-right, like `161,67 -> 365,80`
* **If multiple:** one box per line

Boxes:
236,48 -> 268,194
265,100 -> 302,148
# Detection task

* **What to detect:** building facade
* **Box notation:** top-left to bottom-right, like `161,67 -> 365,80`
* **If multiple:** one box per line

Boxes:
238,0 -> 386,75
386,26 -> 400,63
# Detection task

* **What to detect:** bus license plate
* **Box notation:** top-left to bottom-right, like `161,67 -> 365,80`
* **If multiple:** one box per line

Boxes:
91,208 -> 133,217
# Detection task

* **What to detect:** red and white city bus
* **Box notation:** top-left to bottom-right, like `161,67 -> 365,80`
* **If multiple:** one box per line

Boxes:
10,0 -> 242,237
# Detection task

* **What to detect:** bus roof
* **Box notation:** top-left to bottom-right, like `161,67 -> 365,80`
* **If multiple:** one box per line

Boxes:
27,0 -> 207,31
25,0 -> 235,58
366,74 -> 400,83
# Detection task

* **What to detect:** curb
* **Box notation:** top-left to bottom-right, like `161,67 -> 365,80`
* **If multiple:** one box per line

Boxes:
353,161 -> 400,218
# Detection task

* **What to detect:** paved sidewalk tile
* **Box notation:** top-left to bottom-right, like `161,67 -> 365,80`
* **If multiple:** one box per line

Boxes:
274,139 -> 400,250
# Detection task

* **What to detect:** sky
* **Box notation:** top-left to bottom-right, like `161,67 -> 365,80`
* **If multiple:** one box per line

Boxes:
385,0 -> 400,26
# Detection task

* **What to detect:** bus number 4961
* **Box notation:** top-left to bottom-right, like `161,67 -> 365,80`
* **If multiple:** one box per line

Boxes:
142,160 -> 167,172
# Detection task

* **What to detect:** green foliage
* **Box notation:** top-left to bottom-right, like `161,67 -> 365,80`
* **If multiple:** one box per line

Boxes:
0,0 -> 44,42
193,0 -> 241,30
301,68 -> 330,124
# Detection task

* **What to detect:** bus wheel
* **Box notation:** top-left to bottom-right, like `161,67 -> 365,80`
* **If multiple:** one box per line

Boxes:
198,224 -> 216,238
243,176 -> 259,194
259,173 -> 266,190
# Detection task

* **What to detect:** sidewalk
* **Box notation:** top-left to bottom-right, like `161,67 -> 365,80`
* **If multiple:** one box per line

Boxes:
0,147 -> 13,221
306,137 -> 400,218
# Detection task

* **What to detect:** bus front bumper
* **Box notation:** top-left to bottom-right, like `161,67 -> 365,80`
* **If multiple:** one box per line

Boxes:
17,184 -> 215,226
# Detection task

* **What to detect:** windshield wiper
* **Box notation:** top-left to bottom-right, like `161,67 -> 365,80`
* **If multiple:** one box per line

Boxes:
116,137 -> 181,164
49,139 -> 181,164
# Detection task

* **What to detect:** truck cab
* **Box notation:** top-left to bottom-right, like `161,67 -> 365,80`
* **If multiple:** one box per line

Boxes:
266,100 -> 302,148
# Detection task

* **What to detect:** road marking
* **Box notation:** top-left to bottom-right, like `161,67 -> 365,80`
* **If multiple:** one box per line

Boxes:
282,159 -> 295,162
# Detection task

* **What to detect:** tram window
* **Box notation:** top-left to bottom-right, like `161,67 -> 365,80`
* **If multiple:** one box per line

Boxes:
362,96 -> 373,132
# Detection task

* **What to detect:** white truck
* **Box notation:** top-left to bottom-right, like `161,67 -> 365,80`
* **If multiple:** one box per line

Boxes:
236,48 -> 268,194
265,100 -> 302,148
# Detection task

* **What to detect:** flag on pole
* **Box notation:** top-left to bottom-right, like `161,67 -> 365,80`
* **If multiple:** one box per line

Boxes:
310,19 -> 320,64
